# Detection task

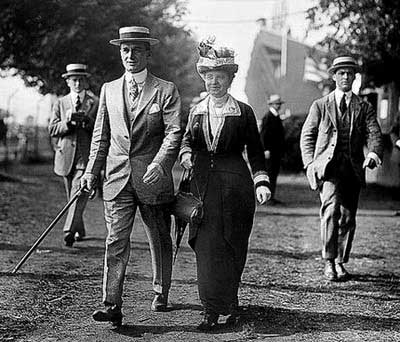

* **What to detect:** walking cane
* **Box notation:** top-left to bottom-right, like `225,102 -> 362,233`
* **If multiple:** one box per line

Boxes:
11,186 -> 87,274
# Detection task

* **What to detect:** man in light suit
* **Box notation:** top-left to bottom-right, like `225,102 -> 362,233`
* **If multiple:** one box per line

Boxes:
300,56 -> 383,281
49,64 -> 99,247
81,26 -> 182,326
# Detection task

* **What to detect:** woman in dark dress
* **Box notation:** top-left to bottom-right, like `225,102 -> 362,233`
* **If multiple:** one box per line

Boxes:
180,37 -> 271,331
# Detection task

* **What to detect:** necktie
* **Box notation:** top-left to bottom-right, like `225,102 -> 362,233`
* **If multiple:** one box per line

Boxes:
128,77 -> 139,103
339,94 -> 347,114
75,95 -> 82,112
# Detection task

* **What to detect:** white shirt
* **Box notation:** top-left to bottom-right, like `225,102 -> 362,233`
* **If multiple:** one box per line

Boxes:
125,68 -> 148,92
334,88 -> 352,110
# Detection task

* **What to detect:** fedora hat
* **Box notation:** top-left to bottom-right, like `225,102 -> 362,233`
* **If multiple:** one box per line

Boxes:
328,56 -> 360,74
267,94 -> 284,105
109,26 -> 159,46
62,63 -> 90,78
196,36 -> 238,77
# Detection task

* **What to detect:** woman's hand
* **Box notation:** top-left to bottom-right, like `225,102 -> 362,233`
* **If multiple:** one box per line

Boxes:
256,185 -> 271,205
180,152 -> 193,170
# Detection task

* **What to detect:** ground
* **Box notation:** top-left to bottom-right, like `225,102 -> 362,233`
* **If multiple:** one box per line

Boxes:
0,162 -> 399,342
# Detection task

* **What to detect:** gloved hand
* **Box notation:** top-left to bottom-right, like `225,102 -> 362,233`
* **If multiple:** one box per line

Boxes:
180,152 -> 193,170
362,157 -> 377,169
256,185 -> 271,204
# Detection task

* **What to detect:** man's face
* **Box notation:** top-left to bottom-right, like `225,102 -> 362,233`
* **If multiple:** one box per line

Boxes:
120,42 -> 150,73
271,103 -> 282,111
333,67 -> 355,92
66,76 -> 86,93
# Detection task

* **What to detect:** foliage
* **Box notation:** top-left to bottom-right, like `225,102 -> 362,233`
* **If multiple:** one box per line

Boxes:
307,0 -> 400,88
0,0 -> 203,111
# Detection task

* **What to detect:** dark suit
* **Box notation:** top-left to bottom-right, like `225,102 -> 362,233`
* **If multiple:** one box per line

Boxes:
259,110 -> 285,198
300,91 -> 383,263
49,91 -> 99,236
85,72 -> 182,307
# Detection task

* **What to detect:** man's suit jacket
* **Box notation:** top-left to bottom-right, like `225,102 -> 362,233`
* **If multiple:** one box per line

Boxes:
300,91 -> 383,190
49,91 -> 99,177
85,73 -> 182,203
259,110 -> 285,156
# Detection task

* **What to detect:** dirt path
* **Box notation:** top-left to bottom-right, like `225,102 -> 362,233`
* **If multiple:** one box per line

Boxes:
0,163 -> 399,342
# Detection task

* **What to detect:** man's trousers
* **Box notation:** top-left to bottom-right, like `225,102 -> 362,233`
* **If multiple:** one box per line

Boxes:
319,160 -> 361,264
102,180 -> 172,307
63,168 -> 89,236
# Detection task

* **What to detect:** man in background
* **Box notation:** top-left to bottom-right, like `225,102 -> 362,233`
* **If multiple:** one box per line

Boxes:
260,94 -> 286,204
49,63 -> 99,247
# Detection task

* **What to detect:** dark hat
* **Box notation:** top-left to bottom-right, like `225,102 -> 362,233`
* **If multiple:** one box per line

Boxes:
62,64 -> 90,78
328,56 -> 360,74
267,94 -> 284,105
196,36 -> 238,77
109,26 -> 159,46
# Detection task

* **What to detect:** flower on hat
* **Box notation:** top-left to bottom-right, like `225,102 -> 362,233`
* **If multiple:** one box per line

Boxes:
198,36 -> 235,60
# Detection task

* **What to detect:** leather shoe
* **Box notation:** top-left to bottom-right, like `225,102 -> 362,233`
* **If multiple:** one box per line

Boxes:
225,313 -> 240,327
151,293 -> 168,312
64,232 -> 75,247
197,312 -> 219,331
336,263 -> 350,281
92,305 -> 123,327
324,261 -> 337,281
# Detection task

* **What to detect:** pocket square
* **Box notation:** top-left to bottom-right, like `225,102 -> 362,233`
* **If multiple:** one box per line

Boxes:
149,103 -> 160,114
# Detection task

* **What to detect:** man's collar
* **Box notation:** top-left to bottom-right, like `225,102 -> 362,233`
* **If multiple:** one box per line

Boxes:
335,88 -> 352,101
70,90 -> 85,100
125,68 -> 148,84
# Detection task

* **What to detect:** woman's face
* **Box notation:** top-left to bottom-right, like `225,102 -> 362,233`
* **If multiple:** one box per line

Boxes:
204,70 -> 232,98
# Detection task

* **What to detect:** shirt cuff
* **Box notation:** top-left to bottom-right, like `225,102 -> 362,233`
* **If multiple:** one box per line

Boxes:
396,140 -> 400,149
367,152 -> 382,166
253,171 -> 270,188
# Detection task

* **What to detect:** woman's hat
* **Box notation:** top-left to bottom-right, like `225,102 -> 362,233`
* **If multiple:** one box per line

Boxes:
196,36 -> 238,76
109,26 -> 159,46
267,94 -> 284,105
62,64 -> 90,78
328,56 -> 360,74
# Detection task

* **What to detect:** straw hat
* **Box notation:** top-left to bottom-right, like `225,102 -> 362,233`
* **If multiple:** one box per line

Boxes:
267,94 -> 284,105
328,56 -> 360,74
62,64 -> 90,78
109,26 -> 159,46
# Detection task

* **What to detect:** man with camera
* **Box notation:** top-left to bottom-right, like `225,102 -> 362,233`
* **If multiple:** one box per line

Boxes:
49,63 -> 99,247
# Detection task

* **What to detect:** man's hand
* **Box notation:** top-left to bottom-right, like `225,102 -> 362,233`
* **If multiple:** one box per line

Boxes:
180,152 -> 193,170
264,150 -> 271,159
256,186 -> 271,205
80,173 -> 97,191
143,163 -> 164,185
362,157 -> 377,169
396,139 -> 400,150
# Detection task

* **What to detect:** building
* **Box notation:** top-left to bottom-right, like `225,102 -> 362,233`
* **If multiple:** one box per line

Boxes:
245,26 -> 329,121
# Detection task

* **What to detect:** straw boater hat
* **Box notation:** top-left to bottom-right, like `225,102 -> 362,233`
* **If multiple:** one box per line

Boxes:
196,36 -> 238,77
62,64 -> 90,78
109,26 -> 159,46
328,56 -> 361,74
267,94 -> 284,105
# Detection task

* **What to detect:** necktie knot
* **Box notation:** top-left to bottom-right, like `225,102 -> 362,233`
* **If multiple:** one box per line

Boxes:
340,94 -> 347,114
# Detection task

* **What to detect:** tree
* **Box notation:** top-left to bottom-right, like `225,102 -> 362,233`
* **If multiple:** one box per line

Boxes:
0,0 -> 203,111
307,0 -> 400,89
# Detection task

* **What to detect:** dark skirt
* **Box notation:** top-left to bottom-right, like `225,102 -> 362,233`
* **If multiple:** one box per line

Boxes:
189,169 -> 255,315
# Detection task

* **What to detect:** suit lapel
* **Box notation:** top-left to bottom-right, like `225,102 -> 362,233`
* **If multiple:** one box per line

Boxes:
349,93 -> 361,135
326,92 -> 337,128
112,76 -> 130,138
136,73 -> 158,117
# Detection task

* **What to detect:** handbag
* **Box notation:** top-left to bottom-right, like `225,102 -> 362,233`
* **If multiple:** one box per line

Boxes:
172,168 -> 203,225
